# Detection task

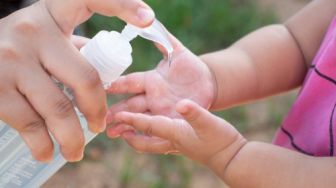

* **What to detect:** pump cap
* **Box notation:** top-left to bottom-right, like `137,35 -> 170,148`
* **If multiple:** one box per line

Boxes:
80,31 -> 133,88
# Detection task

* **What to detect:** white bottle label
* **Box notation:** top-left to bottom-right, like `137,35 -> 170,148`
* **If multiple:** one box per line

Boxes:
0,110 -> 95,188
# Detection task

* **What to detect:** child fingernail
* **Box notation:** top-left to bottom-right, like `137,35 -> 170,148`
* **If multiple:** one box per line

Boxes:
108,83 -> 118,93
179,105 -> 190,114
109,134 -> 120,138
66,150 -> 84,162
107,129 -> 120,138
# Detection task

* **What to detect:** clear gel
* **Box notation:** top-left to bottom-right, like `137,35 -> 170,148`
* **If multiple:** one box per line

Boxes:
122,19 -> 174,64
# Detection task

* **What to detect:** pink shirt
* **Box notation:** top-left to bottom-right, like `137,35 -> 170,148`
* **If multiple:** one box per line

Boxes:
273,17 -> 336,156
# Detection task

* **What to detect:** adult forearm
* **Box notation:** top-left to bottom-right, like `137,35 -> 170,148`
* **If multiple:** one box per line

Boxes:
200,25 -> 306,110
218,142 -> 336,188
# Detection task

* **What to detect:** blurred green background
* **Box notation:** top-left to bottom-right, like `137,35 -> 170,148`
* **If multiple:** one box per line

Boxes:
44,0 -> 306,187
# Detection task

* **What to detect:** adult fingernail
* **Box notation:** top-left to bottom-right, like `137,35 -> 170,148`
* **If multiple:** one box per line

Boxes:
90,124 -> 103,133
90,120 -> 106,133
137,7 -> 155,24
66,150 -> 84,162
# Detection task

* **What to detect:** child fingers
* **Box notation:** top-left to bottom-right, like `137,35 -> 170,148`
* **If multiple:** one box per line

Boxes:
115,112 -> 177,141
176,99 -> 219,134
107,109 -> 153,137
107,72 -> 146,94
122,132 -> 175,154
106,124 -> 135,138
107,95 -> 148,123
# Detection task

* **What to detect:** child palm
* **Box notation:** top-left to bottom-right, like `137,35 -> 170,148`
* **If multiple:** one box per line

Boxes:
107,34 -> 216,128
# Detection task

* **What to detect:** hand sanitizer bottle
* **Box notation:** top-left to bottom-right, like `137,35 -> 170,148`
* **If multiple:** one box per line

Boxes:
0,19 -> 173,188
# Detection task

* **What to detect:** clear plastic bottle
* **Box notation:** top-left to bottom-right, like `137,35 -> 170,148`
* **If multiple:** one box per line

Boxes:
0,19 -> 172,188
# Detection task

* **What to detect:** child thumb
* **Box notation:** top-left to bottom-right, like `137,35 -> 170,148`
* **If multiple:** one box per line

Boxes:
176,99 -> 215,133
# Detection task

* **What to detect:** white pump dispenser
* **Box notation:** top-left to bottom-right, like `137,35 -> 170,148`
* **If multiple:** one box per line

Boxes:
81,19 -> 173,88
0,19 -> 173,188
80,30 -> 133,88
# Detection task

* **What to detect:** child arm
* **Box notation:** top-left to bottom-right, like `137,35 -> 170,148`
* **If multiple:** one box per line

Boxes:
201,0 -> 336,110
114,99 -> 336,188
221,141 -> 336,188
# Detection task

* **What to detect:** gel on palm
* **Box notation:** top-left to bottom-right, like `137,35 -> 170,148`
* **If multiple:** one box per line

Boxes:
0,19 -> 172,188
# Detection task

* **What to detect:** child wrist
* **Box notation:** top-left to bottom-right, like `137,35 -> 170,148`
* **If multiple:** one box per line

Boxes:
206,136 -> 247,178
200,57 -> 218,110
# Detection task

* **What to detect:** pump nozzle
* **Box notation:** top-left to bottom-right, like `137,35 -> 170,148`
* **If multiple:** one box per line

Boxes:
121,19 -> 173,65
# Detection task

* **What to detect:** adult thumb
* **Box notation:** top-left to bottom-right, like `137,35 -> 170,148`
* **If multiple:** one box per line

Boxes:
43,0 -> 155,35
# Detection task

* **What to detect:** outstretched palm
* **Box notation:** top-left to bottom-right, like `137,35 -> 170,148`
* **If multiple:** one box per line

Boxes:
106,35 -> 216,124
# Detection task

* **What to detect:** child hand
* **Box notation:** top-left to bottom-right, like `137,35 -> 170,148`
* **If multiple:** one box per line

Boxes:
113,99 -> 246,170
107,33 -> 217,136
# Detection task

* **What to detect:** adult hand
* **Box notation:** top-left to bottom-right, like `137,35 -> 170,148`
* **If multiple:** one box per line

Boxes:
0,0 -> 154,162
106,33 -> 216,137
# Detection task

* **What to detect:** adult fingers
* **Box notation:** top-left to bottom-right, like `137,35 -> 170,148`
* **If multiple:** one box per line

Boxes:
122,131 -> 175,154
16,65 -> 85,162
44,0 -> 155,35
107,72 -> 146,94
107,94 -> 148,122
0,90 -> 53,162
86,0 -> 155,26
71,35 -> 89,50
39,31 -> 107,133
